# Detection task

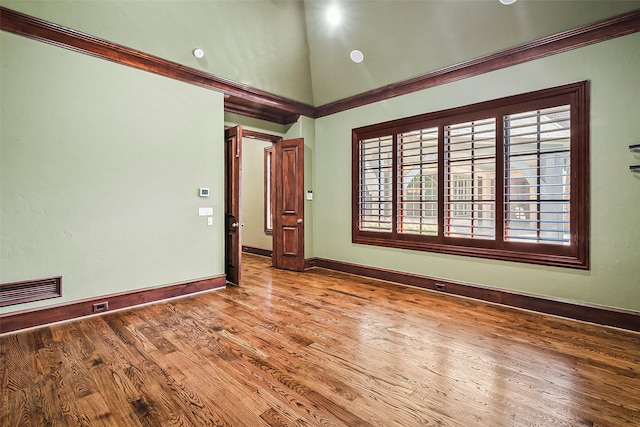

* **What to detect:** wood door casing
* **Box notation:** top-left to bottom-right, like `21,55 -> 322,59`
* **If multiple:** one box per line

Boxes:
273,138 -> 304,271
224,126 -> 242,285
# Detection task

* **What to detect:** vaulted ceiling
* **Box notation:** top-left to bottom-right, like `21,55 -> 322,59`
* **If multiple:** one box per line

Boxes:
2,0 -> 639,112
304,0 -> 640,106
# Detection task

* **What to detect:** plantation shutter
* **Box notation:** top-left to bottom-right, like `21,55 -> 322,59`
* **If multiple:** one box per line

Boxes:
397,127 -> 439,235
358,135 -> 394,232
504,105 -> 571,245
444,118 -> 496,239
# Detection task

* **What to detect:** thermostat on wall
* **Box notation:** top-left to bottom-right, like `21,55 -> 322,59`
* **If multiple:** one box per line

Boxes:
199,187 -> 210,197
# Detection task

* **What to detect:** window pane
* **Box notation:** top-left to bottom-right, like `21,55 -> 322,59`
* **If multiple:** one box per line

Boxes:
353,82 -> 588,268
444,118 -> 496,239
504,105 -> 571,244
359,135 -> 393,231
397,127 -> 438,235
264,147 -> 273,233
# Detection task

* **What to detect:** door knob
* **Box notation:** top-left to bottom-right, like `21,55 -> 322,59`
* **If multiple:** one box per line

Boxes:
231,222 -> 239,228
297,219 -> 303,224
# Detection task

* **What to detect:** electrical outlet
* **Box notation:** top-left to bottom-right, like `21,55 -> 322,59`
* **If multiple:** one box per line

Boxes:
92,301 -> 109,313
435,283 -> 446,292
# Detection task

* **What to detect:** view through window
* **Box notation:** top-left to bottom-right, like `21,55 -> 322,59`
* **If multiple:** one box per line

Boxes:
353,82 -> 589,268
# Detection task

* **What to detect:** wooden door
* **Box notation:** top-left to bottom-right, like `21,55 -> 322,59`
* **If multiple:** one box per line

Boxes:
224,126 -> 242,285
273,138 -> 305,271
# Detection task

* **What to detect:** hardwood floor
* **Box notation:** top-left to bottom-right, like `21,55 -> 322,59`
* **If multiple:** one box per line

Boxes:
1,253 -> 639,426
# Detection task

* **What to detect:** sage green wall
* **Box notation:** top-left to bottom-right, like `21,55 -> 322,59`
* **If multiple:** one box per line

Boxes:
313,32 -> 640,312
1,0 -> 314,105
241,138 -> 272,251
0,32 -> 225,314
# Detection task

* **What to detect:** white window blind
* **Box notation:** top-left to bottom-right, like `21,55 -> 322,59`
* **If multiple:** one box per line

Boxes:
359,135 -> 393,232
397,127 -> 439,235
444,118 -> 496,239
353,82 -> 588,268
504,105 -> 571,245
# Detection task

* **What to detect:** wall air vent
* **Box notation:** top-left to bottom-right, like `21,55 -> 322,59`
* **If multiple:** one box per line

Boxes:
0,277 -> 62,307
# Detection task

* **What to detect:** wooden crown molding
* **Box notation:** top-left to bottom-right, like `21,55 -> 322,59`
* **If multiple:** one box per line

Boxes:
314,9 -> 640,117
1,7 -> 639,119
0,6 -> 314,125
225,95 -> 302,125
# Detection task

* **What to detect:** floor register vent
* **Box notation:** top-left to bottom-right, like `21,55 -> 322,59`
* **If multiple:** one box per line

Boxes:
0,276 -> 62,307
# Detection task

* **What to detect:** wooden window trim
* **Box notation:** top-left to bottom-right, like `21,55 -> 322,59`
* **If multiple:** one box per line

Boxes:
352,81 -> 590,269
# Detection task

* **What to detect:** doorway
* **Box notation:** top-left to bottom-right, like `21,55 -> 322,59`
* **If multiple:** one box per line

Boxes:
224,127 -> 306,285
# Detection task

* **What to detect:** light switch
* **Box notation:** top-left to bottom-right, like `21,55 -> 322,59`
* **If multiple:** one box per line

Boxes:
306,190 -> 313,201
207,217 -> 213,226
199,207 -> 213,216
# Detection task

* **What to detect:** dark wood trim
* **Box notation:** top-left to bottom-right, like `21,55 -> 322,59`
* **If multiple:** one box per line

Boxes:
225,95 -> 302,125
2,6 -> 638,124
0,275 -> 226,334
272,138 -> 306,271
242,245 -> 273,258
243,130 -> 282,144
0,276 -> 62,307
225,126 -> 243,285
0,6 -> 314,125
315,10 -> 640,118
310,257 -> 640,333
352,81 -> 590,270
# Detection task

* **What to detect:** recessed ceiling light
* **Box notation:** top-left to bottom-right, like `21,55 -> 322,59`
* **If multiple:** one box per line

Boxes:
326,5 -> 341,26
350,50 -> 364,63
499,0 -> 518,4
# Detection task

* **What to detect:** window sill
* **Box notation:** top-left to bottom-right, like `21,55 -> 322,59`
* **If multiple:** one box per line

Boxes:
352,235 -> 588,270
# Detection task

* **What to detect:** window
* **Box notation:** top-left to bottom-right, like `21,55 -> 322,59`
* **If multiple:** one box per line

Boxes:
352,81 -> 589,269
264,146 -> 273,234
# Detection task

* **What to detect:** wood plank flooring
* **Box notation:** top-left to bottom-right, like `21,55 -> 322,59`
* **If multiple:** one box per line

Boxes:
1,253 -> 639,426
